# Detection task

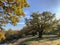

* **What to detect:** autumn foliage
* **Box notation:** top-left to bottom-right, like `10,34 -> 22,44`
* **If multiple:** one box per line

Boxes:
0,0 -> 29,26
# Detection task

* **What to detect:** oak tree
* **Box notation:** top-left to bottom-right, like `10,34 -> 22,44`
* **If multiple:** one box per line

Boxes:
25,11 -> 59,38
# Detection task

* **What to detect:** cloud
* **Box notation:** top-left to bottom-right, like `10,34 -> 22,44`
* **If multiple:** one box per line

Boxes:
24,11 -> 30,15
25,15 -> 30,18
17,22 -> 25,25
56,12 -> 60,20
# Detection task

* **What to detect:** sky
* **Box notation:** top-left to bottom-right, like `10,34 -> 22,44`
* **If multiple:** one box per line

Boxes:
2,0 -> 60,30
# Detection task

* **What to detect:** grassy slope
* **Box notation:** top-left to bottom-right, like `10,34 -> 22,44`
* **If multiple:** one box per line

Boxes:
18,35 -> 60,45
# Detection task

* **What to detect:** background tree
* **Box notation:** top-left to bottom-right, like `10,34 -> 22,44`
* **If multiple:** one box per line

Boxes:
57,23 -> 60,36
0,0 -> 29,30
0,30 -> 6,43
6,29 -> 13,39
25,11 -> 59,38
25,18 -> 37,36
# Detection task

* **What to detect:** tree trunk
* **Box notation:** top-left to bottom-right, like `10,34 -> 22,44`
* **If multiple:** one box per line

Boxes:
32,32 -> 35,36
38,29 -> 43,38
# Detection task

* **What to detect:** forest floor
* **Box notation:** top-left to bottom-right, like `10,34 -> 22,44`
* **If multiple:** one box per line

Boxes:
8,35 -> 60,45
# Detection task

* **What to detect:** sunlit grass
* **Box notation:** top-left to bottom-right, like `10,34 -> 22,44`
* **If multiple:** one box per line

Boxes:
19,36 -> 60,45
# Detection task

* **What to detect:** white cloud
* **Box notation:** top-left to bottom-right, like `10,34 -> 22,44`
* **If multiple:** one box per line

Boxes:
17,22 -> 25,25
56,12 -> 60,20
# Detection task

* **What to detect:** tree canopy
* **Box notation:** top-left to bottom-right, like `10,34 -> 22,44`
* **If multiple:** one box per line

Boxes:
0,0 -> 29,27
25,11 -> 59,38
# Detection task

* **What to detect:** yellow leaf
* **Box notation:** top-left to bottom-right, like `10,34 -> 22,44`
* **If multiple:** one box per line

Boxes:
14,8 -> 25,16
0,0 -> 6,2
23,0 -> 30,7
12,22 -> 17,26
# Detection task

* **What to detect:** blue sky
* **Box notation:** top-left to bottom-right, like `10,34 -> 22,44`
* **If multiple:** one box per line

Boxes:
2,0 -> 60,30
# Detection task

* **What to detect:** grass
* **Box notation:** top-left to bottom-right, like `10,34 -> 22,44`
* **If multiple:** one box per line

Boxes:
17,35 -> 60,45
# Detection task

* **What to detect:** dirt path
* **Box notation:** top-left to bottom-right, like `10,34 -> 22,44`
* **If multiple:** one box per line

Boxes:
9,39 -> 58,45
7,37 -> 35,45
7,35 -> 60,45
28,41 -> 58,45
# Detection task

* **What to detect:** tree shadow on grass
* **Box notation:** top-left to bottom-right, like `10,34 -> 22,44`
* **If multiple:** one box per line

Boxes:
17,35 -> 60,45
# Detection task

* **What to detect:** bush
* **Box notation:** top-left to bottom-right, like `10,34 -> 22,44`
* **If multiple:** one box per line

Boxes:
0,31 -> 6,43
